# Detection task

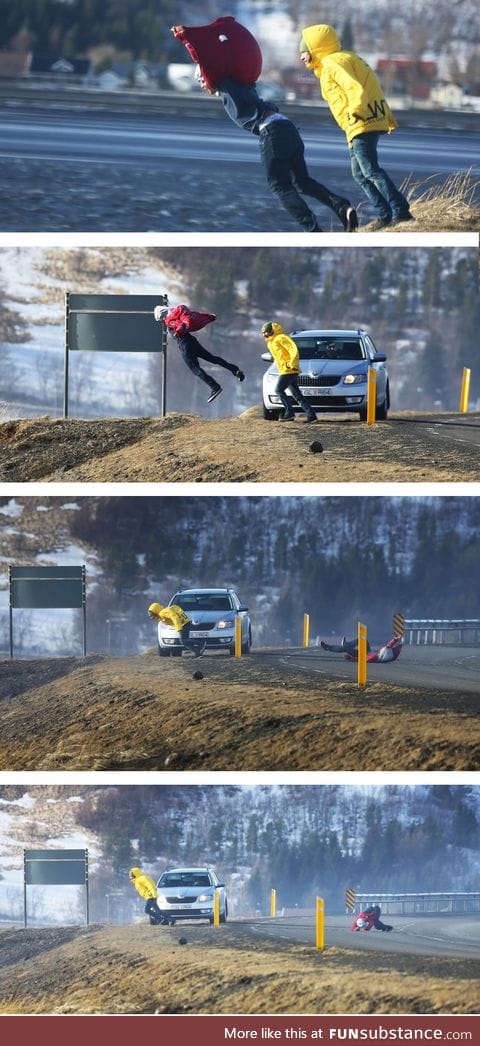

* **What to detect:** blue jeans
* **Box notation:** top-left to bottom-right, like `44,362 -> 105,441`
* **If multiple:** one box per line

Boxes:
276,374 -> 316,418
350,132 -> 410,222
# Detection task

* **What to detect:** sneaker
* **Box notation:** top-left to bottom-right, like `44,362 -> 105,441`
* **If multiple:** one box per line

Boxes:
235,369 -> 245,382
368,217 -> 392,231
279,413 -> 295,421
340,205 -> 358,232
207,387 -> 222,404
391,211 -> 415,226
193,642 -> 206,658
305,414 -> 317,423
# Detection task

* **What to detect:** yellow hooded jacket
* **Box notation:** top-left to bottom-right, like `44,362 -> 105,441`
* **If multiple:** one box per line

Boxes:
148,602 -> 190,631
264,323 -> 300,375
301,24 -> 397,144
129,867 -> 158,900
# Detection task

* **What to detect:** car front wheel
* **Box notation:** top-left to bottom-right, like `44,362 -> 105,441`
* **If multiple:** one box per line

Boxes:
242,627 -> 252,654
262,404 -> 281,420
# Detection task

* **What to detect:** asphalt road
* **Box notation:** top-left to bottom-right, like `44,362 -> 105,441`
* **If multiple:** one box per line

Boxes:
392,412 -> 480,452
247,914 -> 480,960
276,645 -> 480,695
0,107 -> 478,230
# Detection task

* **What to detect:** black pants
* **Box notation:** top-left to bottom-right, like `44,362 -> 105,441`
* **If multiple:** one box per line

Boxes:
367,905 -> 391,931
145,898 -> 162,925
259,120 -> 349,232
176,333 -> 239,392
276,374 -> 316,418
180,621 -> 205,656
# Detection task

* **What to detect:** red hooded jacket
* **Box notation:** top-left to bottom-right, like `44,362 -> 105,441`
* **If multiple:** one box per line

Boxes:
345,636 -> 403,663
173,17 -> 262,92
351,909 -> 376,931
164,305 -> 216,337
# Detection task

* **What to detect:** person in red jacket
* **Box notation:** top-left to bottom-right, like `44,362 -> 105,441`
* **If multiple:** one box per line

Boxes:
352,905 -> 393,932
322,635 -> 403,662
154,303 -> 245,404
171,20 -> 357,233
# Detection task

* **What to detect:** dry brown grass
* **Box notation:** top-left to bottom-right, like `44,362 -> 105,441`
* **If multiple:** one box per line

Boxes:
1,408 -> 479,483
362,171 -> 480,232
0,923 -> 477,1015
0,649 -> 478,771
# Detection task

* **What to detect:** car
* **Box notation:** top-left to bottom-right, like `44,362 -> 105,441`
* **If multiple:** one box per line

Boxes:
157,587 -> 252,657
261,328 -> 389,421
156,866 -> 228,924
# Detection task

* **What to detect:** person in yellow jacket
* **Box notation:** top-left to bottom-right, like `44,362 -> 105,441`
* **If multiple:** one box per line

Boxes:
261,322 -> 317,423
148,601 -> 206,657
129,867 -> 163,925
300,24 -> 414,229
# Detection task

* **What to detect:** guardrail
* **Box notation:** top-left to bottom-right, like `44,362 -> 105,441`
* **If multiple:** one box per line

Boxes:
1,79 -> 479,131
355,892 -> 480,914
405,619 -> 480,644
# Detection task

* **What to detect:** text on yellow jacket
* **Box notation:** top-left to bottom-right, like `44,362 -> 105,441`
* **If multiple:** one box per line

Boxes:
148,602 -> 190,631
129,867 -> 158,899
263,322 -> 300,375
301,24 -> 397,145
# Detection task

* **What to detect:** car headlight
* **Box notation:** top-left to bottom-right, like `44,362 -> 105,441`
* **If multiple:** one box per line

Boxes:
216,619 -> 233,629
197,892 -> 213,902
343,373 -> 366,385
265,373 -> 277,384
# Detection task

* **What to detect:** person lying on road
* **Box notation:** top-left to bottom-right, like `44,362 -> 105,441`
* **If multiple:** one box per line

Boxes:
321,635 -> 403,662
352,905 -> 393,932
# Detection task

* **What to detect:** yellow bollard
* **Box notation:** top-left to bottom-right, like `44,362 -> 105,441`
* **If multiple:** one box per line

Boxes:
270,888 -> 277,918
357,621 -> 367,687
213,889 -> 220,926
234,615 -> 242,657
459,368 -> 471,413
303,613 -> 310,648
367,367 -> 377,425
316,896 -> 325,950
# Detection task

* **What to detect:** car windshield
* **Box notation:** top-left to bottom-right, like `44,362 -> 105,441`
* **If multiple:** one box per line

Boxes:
159,872 -> 211,888
174,593 -> 233,612
293,337 -> 366,361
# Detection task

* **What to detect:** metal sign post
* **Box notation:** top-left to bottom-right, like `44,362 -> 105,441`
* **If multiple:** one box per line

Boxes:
24,849 -> 89,926
8,565 -> 86,659
64,293 -> 168,418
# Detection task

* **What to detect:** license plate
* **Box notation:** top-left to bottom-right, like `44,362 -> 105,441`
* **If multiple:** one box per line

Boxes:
300,387 -> 331,396
190,631 -> 210,638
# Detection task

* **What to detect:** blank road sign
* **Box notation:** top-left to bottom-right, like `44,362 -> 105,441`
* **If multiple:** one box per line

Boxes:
25,849 -> 87,885
10,566 -> 84,609
68,294 -> 164,353
11,579 -> 84,608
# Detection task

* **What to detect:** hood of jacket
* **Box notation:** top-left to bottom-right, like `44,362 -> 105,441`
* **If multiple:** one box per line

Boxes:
301,24 -> 341,75
130,867 -> 142,878
266,322 -> 285,338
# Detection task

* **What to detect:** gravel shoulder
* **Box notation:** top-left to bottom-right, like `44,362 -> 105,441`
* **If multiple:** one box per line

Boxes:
1,409 -> 479,483
0,922 -> 477,1014
0,648 -> 478,771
